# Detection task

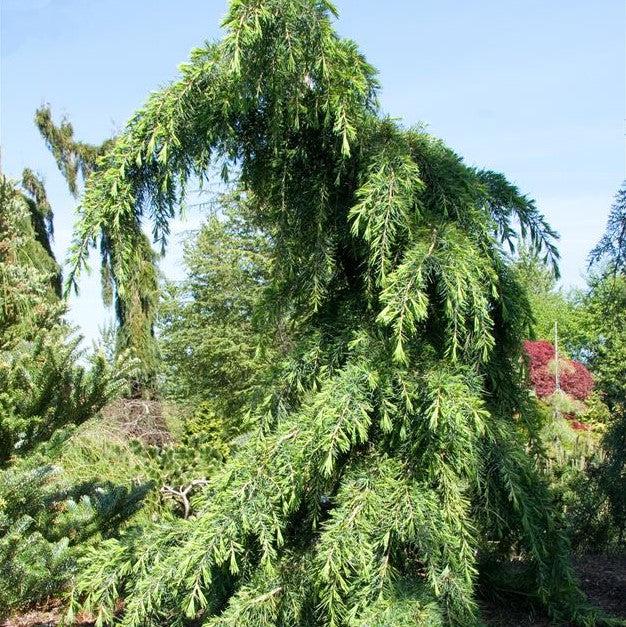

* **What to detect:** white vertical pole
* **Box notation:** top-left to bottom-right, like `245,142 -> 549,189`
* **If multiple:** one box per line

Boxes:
554,320 -> 560,392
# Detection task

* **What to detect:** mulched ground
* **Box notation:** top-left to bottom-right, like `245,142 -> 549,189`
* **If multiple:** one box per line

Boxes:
575,554 -> 626,619
3,554 -> 624,626
482,553 -> 626,626
0,599 -> 93,627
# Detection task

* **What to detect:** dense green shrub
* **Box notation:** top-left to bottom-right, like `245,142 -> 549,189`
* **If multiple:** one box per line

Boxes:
131,409 -> 230,519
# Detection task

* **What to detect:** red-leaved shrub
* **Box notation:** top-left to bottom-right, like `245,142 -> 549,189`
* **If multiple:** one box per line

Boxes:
523,340 -> 555,368
569,420 -> 590,431
523,340 -> 593,401
524,340 -> 556,397
560,360 -> 594,400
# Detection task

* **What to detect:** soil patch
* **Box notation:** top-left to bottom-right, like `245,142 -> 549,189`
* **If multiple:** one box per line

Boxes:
0,599 -> 93,627
101,398 -> 172,446
483,552 -> 626,625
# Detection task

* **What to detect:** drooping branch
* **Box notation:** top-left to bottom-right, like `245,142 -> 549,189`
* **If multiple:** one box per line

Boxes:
35,106 -> 160,390
66,1 -> 585,624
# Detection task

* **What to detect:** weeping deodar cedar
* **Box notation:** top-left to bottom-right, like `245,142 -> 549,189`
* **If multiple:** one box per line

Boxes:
68,1 -> 598,624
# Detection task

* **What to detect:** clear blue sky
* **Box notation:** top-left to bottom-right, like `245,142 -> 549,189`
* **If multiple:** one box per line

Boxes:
2,0 -> 624,346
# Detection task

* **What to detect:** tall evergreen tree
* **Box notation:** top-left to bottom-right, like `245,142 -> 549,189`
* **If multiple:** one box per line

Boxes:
0,174 -> 132,464
12,167 -> 62,296
590,181 -> 626,274
158,202 -> 273,421
0,174 -> 59,342
582,182 -> 626,546
35,106 -> 159,392
70,2 -> 595,624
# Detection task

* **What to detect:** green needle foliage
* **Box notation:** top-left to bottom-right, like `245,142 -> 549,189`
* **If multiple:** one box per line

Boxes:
68,1 -> 595,624
590,181 -> 626,274
0,460 -> 150,615
1,173 -> 142,613
0,174 -> 134,465
35,105 -> 160,392
578,183 -> 626,548
19,167 -> 62,296
158,201 -> 273,422
0,167 -> 61,300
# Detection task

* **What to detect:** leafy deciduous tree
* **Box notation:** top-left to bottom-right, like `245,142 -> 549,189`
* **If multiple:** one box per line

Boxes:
513,249 -> 583,356
577,270 -> 626,547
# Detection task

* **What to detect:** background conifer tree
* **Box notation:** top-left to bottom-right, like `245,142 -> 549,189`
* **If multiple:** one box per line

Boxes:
0,173 -> 133,463
68,1 -> 598,624
0,170 -> 142,614
157,200 -> 273,421
35,106 -> 159,393
17,167 -> 62,296
590,181 -> 626,274
579,182 -> 626,547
